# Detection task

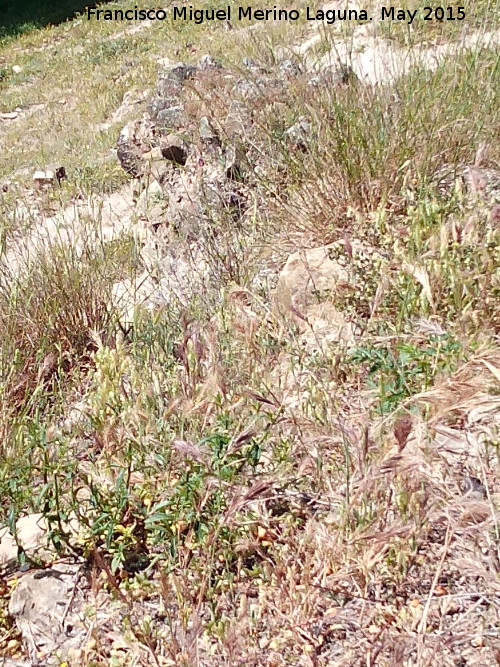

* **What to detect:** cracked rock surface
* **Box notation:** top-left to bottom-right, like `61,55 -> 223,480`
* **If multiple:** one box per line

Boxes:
9,563 -> 85,664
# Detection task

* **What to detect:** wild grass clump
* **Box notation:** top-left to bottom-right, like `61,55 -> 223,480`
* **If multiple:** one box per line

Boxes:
0,230 -> 124,420
255,46 -> 499,242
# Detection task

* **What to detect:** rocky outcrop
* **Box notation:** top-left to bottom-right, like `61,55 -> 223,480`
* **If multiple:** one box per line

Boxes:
116,56 -> 252,240
110,54 -> 361,322
0,513 -> 81,574
275,244 -> 357,349
276,245 -> 350,314
274,241 -> 391,349
116,59 -> 200,178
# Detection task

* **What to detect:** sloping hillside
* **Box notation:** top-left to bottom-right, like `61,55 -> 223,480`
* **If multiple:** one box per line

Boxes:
1,2 -> 499,665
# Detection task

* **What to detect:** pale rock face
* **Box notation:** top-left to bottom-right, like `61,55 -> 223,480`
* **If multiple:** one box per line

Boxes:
0,513 -> 81,571
32,169 -> 55,188
275,245 -> 349,313
299,301 -> 357,349
112,272 -> 161,326
9,563 -> 85,664
274,244 -> 359,349
0,513 -> 51,568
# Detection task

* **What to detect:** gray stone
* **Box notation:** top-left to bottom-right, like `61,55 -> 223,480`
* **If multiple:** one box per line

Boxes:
199,115 -> 219,144
9,563 -> 85,664
279,59 -> 302,78
0,513 -> 50,569
284,118 -> 311,148
198,54 -> 221,70
167,61 -> 197,82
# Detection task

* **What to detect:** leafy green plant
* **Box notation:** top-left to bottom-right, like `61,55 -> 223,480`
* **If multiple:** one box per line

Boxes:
349,335 -> 464,413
